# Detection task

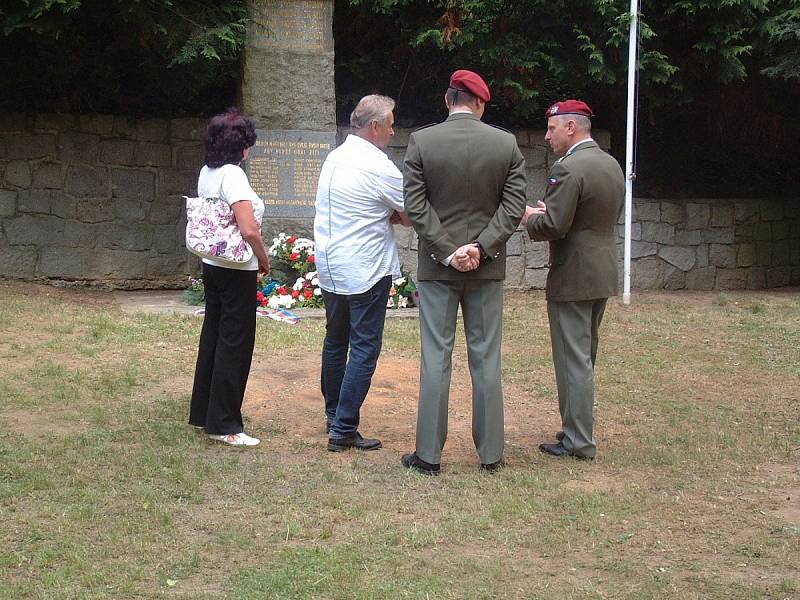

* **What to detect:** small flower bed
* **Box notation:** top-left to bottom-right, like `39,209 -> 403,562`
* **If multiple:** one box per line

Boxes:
185,233 -> 417,311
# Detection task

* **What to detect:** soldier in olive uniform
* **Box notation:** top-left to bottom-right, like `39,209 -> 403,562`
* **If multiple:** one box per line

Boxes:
401,70 -> 527,475
522,99 -> 625,460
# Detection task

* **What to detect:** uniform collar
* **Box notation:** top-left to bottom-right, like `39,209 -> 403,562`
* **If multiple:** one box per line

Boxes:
565,138 -> 595,156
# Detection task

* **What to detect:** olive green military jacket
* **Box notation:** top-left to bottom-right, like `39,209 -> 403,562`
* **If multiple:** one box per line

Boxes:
403,113 -> 527,281
526,140 -> 625,301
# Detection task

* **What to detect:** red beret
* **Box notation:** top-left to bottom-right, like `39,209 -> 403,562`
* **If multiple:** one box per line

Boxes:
449,69 -> 491,102
546,99 -> 594,119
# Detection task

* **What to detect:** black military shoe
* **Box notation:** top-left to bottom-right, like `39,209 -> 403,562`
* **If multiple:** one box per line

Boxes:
327,432 -> 382,452
401,452 -> 440,476
480,459 -> 505,473
539,441 -> 594,461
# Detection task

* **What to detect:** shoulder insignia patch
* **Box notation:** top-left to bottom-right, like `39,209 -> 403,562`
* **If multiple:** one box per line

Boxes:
548,177 -> 559,186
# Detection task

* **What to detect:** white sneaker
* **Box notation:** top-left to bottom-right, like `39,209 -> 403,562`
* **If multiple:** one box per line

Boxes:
208,432 -> 260,447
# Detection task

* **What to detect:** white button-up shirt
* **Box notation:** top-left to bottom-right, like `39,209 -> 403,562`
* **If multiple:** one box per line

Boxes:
314,134 -> 405,295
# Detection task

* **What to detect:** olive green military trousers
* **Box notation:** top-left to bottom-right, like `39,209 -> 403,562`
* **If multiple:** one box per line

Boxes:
547,298 -> 608,459
414,279 -> 504,465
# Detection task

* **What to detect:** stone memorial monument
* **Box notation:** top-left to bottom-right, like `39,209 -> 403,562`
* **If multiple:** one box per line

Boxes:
241,0 -> 337,234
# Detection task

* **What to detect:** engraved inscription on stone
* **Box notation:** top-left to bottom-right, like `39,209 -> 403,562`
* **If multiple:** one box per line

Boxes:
249,0 -> 333,52
246,130 -> 335,215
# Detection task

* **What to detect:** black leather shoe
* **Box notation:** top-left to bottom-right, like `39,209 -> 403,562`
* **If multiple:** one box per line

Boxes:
480,460 -> 504,473
555,431 -> 565,441
401,452 -> 440,475
539,441 -> 594,460
327,432 -> 382,452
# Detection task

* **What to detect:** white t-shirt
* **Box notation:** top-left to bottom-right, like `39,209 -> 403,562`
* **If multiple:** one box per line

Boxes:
313,134 -> 405,295
197,163 -> 264,271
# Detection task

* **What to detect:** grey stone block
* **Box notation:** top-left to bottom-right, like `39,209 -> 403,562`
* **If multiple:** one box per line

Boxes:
793,267 -> 800,284
17,190 -> 52,214
505,231 -> 524,256
526,170 -> 548,201
63,221 -> 101,248
0,244 -> 37,277
641,222 -> 674,244
685,266 -> 716,290
134,143 -> 172,167
98,139 -> 136,165
660,201 -> 684,225
696,244 -> 709,267
514,130 -> 529,147
753,222 -> 772,241
79,115 -> 115,135
760,200 -> 784,221
736,243 -> 756,267
734,224 -> 753,241
32,162 -> 63,189
632,257 -> 667,289
101,222 -> 153,251
674,230 -> 702,245
746,266 -> 766,289
74,198 -> 115,223
159,169 -> 195,196
593,130 -> 611,150
113,116 -> 137,139
90,248 -> 150,279
4,161 -> 31,188
4,214 -> 65,246
114,197 -> 148,223
0,190 -> 16,217
175,143 -> 204,172
34,114 -> 77,131
792,239 -> 800,265
38,246 -> 92,278
525,241 -> 549,268
57,132 -> 100,164
66,166 -> 109,198
146,254 -> 185,277
505,256 -> 524,286
521,146 -> 548,170
773,240 -> 792,266
137,119 -> 170,143
686,203 -> 711,230
766,266 -> 791,288
772,221 -> 791,241
634,201 -> 660,221
632,241 -> 657,258
523,267 -> 548,289
711,205 -> 734,227
735,201 -> 759,224
756,241 -> 772,266
153,224 -> 181,254
701,227 -> 735,244
111,168 -> 155,203
49,192 -> 76,219
664,266 -> 686,290
709,244 -> 736,268
170,118 -> 205,141
1,132 -> 56,160
658,246 -> 696,271
397,247 -> 417,274
715,268 -> 748,289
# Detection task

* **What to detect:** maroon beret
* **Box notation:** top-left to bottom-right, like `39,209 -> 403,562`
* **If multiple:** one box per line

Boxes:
546,99 -> 594,119
449,69 -> 491,102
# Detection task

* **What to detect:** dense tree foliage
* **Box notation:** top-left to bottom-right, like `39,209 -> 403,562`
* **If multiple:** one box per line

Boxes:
1,0 -> 798,195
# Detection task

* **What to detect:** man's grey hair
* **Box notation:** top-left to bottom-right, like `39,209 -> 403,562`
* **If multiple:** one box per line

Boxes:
556,113 -> 592,133
350,95 -> 395,130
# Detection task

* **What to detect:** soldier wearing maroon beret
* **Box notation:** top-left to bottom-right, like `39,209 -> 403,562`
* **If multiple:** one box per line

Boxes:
521,99 -> 625,460
401,69 -> 527,475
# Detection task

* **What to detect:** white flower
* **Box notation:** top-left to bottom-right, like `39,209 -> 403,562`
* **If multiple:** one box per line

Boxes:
313,288 -> 322,296
267,296 -> 281,309
293,277 -> 305,291
305,270 -> 317,280
393,277 -> 406,286
398,297 -> 408,308
278,294 -> 295,308
311,277 -> 319,286
386,297 -> 395,308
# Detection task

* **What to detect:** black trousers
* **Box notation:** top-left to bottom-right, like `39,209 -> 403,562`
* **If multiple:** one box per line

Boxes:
189,263 -> 257,435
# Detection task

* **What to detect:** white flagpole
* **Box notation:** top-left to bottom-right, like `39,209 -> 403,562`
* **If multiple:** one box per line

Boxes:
623,0 -> 639,305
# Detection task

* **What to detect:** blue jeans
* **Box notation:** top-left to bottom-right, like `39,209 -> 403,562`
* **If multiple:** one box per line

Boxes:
321,275 -> 392,438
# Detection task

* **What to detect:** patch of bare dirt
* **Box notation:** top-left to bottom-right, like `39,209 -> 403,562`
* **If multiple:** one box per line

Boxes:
4,408 -> 87,438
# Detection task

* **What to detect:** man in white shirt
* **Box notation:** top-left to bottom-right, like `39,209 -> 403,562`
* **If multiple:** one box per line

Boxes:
314,94 -> 411,452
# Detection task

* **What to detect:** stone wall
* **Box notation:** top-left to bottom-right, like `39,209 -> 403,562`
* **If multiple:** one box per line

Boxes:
0,113 -> 205,287
1,113 -> 798,290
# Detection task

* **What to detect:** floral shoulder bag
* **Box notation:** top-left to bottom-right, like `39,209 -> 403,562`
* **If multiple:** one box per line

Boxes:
184,191 -> 253,265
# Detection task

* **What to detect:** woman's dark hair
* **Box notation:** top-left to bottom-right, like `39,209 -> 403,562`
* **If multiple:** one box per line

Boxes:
203,108 -> 258,168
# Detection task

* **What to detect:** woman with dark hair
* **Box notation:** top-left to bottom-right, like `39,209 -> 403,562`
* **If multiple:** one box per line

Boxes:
188,108 -> 270,446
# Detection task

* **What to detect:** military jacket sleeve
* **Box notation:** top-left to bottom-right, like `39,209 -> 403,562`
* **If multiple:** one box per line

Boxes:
526,160 -> 580,241
474,144 -> 527,259
403,133 -> 459,260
